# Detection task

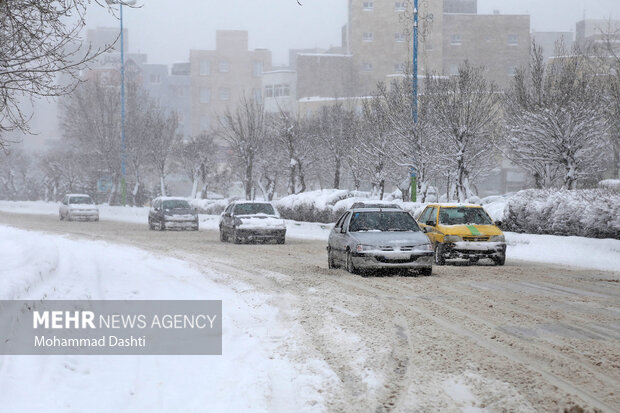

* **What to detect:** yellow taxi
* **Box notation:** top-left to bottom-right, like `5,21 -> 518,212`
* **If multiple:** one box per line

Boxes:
417,204 -> 506,266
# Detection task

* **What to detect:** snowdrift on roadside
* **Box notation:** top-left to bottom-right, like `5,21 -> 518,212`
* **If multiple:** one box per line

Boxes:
503,189 -> 620,239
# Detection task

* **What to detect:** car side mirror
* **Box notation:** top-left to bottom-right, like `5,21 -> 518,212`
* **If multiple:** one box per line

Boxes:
425,220 -> 434,227
494,220 -> 502,227
340,227 -> 346,234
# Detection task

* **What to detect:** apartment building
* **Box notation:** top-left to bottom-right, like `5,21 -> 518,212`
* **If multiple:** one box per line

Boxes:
442,13 -> 530,86
531,32 -> 574,61
189,31 -> 272,136
347,0 -> 443,95
345,0 -> 529,91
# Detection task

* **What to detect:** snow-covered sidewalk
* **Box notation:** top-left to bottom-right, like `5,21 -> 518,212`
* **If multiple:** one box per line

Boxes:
0,200 -> 618,273
0,225 -> 331,412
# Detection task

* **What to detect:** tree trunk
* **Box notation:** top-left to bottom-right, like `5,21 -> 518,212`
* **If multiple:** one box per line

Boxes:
379,179 -> 385,200
160,175 -> 167,197
333,156 -> 341,189
245,160 -> 253,200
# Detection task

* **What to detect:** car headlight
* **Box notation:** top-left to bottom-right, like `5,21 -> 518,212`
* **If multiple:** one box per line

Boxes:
356,244 -> 375,253
413,243 -> 433,252
490,235 -> 505,242
444,235 -> 462,243
233,217 -> 242,227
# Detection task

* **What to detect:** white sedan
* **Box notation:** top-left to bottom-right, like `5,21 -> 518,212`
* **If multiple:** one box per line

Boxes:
59,194 -> 99,221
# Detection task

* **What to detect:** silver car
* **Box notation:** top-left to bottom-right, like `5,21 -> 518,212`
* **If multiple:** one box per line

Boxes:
59,194 -> 99,221
327,206 -> 433,276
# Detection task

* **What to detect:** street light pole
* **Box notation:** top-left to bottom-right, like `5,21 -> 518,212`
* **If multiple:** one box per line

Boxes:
120,1 -> 127,206
411,0 -> 419,202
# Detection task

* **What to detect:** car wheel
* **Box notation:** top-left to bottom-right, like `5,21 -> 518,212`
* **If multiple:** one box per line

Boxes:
66,213 -> 72,222
219,227 -> 227,242
59,212 -> 64,221
345,250 -> 358,274
434,243 -> 446,266
232,230 -> 241,244
327,247 -> 337,269
419,267 -> 433,276
493,254 -> 506,266
276,236 -> 285,244
159,219 -> 166,231
148,218 -> 154,230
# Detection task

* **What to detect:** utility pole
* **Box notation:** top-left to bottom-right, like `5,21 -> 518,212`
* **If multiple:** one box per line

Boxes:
411,0 -> 419,202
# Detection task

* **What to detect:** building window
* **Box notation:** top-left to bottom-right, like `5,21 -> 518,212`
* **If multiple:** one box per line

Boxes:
219,62 -> 230,73
252,88 -> 262,103
273,84 -> 290,97
200,115 -> 210,132
253,61 -> 264,77
363,1 -> 373,10
394,63 -> 405,73
363,32 -> 374,42
199,87 -> 211,103
394,2 -> 406,11
199,60 -> 210,76
449,64 -> 459,75
219,87 -> 230,100
362,62 -> 373,72
508,65 -> 517,76
149,74 -> 161,84
265,85 -> 274,98
508,34 -> 519,46
394,32 -> 405,42
450,34 -> 462,45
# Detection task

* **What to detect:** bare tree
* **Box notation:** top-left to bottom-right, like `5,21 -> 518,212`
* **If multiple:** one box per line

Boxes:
60,73 -> 122,204
218,95 -> 266,200
315,103 -> 357,189
426,62 -> 501,201
146,109 -> 178,197
359,93 -> 400,200
503,42 -> 611,189
175,132 -> 219,199
0,0 -> 115,148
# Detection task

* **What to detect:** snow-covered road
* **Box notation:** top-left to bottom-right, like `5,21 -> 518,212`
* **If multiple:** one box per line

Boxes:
0,224 -> 333,412
0,209 -> 619,412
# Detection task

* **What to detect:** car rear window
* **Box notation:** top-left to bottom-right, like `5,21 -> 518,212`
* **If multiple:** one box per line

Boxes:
69,196 -> 93,204
349,211 -> 420,232
233,203 -> 275,215
439,207 -> 493,225
162,199 -> 190,209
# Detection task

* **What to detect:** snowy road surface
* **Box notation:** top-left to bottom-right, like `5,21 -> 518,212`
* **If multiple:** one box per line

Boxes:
0,211 -> 619,412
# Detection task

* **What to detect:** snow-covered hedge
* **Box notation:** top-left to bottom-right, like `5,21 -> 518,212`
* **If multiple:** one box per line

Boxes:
503,189 -> 620,239
188,198 -> 229,215
274,189 -> 425,223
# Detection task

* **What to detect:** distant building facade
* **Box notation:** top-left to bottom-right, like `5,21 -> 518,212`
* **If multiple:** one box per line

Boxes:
442,13 -> 530,86
189,31 -> 272,136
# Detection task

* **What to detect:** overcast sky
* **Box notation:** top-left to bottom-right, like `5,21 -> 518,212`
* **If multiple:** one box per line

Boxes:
85,0 -> 620,67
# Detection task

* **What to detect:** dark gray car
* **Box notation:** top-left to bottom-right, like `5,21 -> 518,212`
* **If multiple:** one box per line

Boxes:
148,197 -> 198,231
327,207 -> 433,276
219,201 -> 286,244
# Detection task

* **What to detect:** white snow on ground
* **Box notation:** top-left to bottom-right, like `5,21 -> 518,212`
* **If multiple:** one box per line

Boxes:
0,225 -> 334,412
0,201 -> 618,272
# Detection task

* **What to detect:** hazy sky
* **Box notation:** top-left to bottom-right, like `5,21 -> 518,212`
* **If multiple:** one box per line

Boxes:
85,0 -> 620,67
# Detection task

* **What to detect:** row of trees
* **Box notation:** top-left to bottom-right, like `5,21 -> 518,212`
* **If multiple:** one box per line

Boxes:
1,39 -> 618,204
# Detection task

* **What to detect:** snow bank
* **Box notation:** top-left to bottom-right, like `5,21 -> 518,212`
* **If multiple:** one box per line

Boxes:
0,225 -> 333,412
504,189 -> 620,239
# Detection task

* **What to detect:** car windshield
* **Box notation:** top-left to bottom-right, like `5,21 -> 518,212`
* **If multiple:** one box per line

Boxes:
233,203 -> 275,215
162,199 -> 190,209
439,207 -> 493,225
69,196 -> 92,204
349,211 -> 420,232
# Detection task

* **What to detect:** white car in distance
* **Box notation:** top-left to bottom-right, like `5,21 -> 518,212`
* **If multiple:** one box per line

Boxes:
59,194 -> 99,222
